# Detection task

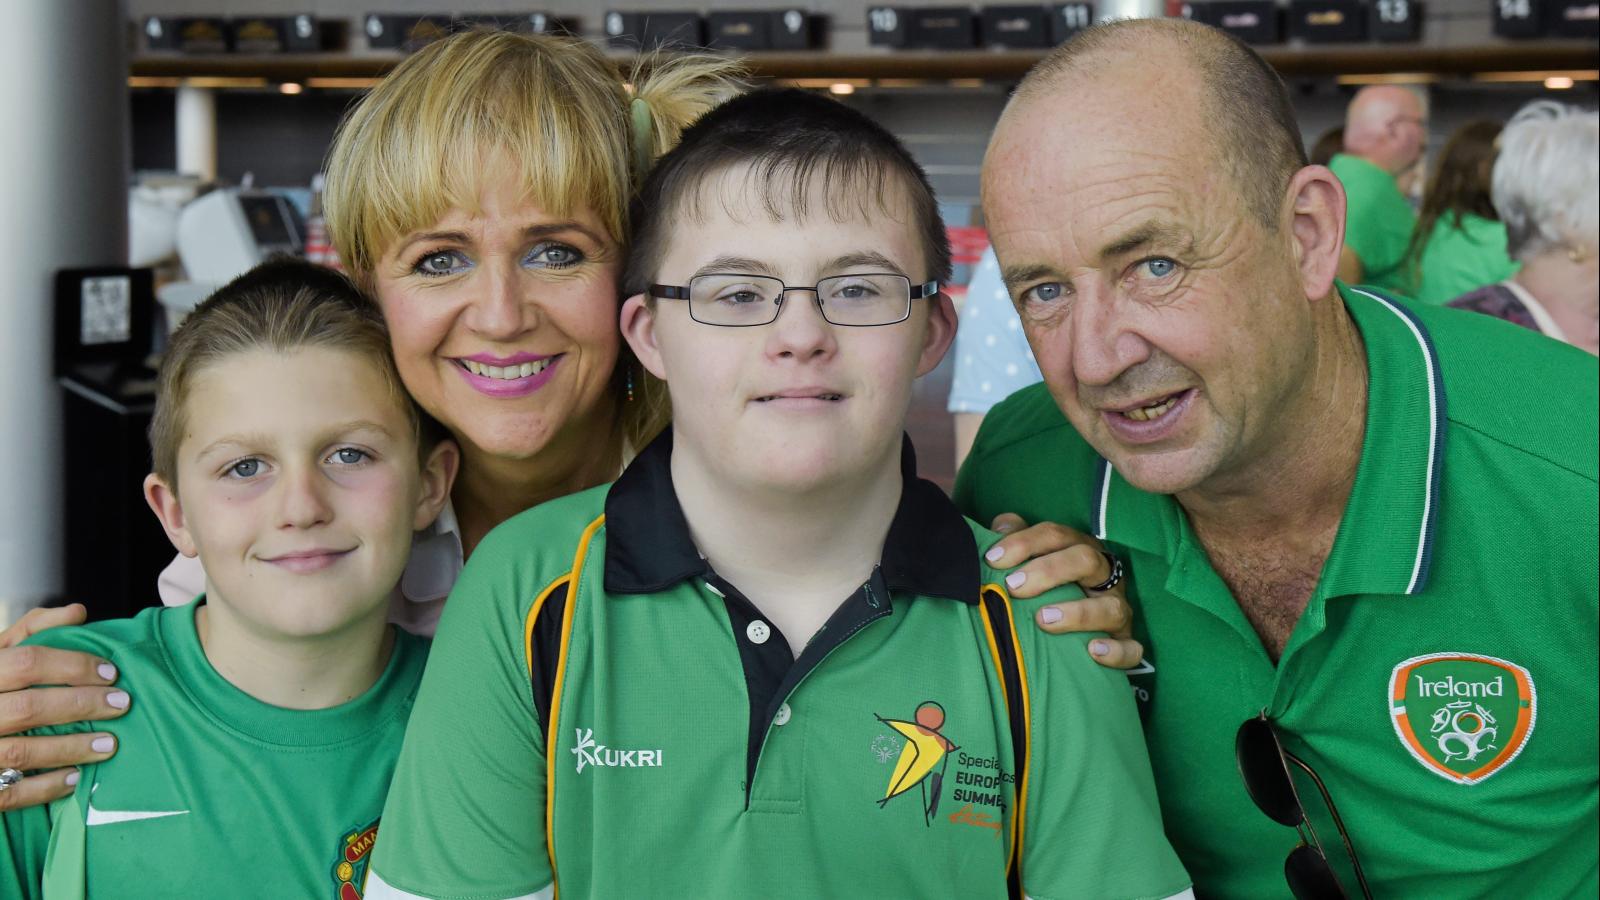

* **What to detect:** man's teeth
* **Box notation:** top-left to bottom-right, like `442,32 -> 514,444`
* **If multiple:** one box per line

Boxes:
461,359 -> 552,380
1123,395 -> 1179,422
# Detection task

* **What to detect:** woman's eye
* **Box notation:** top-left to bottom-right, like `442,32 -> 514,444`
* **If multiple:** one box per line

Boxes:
227,459 -> 262,479
414,250 -> 470,276
526,242 -> 585,269
1024,282 -> 1066,304
328,448 -> 370,466
1140,258 -> 1177,279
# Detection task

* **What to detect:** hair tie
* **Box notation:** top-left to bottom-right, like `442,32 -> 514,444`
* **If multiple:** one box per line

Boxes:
630,97 -> 654,183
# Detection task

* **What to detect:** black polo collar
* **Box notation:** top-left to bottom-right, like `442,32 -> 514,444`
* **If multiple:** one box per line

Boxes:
604,428 -> 979,604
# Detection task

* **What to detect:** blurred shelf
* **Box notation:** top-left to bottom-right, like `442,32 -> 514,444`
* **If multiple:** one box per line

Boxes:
131,41 -> 1600,83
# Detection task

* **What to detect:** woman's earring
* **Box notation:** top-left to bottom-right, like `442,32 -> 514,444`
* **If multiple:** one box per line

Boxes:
627,369 -> 635,403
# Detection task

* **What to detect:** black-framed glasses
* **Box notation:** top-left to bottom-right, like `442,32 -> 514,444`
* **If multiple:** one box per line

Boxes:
1236,714 -> 1373,900
649,273 -> 940,327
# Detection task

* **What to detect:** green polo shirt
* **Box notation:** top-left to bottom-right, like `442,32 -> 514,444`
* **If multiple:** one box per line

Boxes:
955,286 -> 1599,898
1413,212 -> 1519,305
1330,153 -> 1417,294
368,433 -> 1191,899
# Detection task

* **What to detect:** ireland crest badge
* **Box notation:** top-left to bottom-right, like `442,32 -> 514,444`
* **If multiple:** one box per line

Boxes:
1389,653 -> 1536,785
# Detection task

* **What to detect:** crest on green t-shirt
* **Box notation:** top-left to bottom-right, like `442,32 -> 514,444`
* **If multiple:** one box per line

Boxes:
1388,653 -> 1536,785
331,818 -> 379,898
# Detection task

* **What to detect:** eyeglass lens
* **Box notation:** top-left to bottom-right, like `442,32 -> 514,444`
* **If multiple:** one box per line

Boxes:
688,274 -> 911,326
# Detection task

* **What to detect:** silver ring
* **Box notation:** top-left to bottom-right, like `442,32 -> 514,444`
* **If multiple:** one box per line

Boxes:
1087,551 -> 1124,593
0,768 -> 23,792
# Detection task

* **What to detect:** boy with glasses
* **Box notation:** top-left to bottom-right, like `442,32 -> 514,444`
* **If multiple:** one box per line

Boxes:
365,89 -> 1191,899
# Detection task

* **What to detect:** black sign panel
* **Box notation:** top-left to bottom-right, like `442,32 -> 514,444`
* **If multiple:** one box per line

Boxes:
364,14 -> 452,51
230,17 -> 289,53
771,10 -> 822,49
142,17 -> 181,51
605,10 -> 705,49
907,7 -> 978,48
707,12 -> 771,50
1050,3 -> 1096,42
1289,0 -> 1368,41
1491,0 -> 1545,36
982,6 -> 1051,48
1551,0 -> 1600,35
1207,1 -> 1283,43
284,14 -> 323,51
172,17 -> 230,53
1370,0 -> 1424,40
866,7 -> 909,47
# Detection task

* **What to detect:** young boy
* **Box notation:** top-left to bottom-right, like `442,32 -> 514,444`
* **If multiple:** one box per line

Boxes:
0,260 -> 456,897
367,90 -> 1191,899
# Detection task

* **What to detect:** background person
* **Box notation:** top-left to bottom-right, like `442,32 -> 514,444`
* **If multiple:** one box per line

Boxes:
948,246 -> 1042,469
970,18 -> 1598,898
1330,85 -> 1427,291
1449,101 -> 1599,355
1402,120 -> 1518,305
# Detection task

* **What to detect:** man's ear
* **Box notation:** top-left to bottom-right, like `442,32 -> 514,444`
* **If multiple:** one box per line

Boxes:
619,294 -> 669,381
915,292 -> 959,377
1284,165 -> 1347,302
413,439 -> 460,532
144,474 -> 198,558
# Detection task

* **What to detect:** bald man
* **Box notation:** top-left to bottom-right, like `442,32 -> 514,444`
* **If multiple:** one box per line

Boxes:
1330,85 -> 1427,292
958,18 -> 1598,899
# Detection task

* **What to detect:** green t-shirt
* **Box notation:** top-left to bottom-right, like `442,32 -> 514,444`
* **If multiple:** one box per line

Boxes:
1330,153 -> 1417,294
369,434 -> 1192,899
0,600 -> 428,899
1413,212 -> 1520,305
955,286 -> 1599,898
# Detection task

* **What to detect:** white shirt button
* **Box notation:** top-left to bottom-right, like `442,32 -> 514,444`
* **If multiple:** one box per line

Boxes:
746,620 -> 771,645
774,703 -> 792,726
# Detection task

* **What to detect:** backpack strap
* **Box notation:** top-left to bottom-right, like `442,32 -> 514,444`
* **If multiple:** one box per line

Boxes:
522,513 -> 607,897
978,584 -> 1033,900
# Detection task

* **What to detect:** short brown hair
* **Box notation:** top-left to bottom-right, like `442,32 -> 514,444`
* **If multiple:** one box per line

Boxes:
623,88 -> 952,299
149,258 -> 430,490
1015,18 -> 1308,227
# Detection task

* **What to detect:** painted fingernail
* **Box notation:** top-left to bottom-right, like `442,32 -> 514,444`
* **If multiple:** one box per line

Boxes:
1091,640 -> 1110,656
91,736 -> 115,753
97,664 -> 116,682
106,691 -> 130,709
65,770 -> 80,787
985,545 -> 1005,562
1039,606 -> 1062,625
1006,571 -> 1026,589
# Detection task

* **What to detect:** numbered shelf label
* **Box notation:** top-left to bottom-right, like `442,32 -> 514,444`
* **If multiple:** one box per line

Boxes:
1371,0 -> 1423,40
1052,3 -> 1096,42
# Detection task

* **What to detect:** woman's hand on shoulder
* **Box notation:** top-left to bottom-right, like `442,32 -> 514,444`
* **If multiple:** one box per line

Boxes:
0,603 -> 126,811
981,515 -> 1144,670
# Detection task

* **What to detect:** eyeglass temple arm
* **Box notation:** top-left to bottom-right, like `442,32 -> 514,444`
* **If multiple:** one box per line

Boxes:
1285,751 -> 1374,899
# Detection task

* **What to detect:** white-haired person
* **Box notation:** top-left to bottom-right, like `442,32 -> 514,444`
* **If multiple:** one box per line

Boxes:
1448,101 -> 1598,355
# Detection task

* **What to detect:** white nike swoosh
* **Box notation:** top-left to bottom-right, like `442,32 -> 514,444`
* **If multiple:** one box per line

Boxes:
85,806 -> 190,826
1126,659 -> 1156,675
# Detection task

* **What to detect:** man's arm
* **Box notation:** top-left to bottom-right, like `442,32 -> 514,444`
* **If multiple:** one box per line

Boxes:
366,529 -> 553,900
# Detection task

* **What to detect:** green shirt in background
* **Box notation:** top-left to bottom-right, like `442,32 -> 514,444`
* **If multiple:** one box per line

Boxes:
1413,212 -> 1520,305
0,600 -> 428,900
1330,153 -> 1417,294
369,434 -> 1191,899
956,285 -> 1599,898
